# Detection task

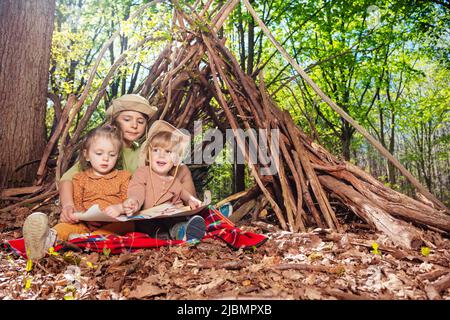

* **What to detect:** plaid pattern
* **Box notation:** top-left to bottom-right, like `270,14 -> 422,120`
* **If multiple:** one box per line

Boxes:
2,207 -> 268,259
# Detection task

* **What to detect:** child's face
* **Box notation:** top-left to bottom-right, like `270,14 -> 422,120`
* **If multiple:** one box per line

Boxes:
84,137 -> 119,176
150,146 -> 175,175
116,111 -> 147,146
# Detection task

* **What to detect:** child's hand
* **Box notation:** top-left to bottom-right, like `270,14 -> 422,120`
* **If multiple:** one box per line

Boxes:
60,204 -> 79,224
188,196 -> 202,210
123,198 -> 140,216
104,204 -> 124,218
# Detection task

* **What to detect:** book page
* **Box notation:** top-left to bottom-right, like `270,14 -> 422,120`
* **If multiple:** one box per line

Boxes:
73,204 -> 119,222
74,195 -> 211,222
127,203 -> 207,221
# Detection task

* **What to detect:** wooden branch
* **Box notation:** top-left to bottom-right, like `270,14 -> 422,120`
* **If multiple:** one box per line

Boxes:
284,112 -> 340,231
278,135 -> 306,232
211,0 -> 240,31
37,94 -> 75,184
203,36 -> 271,171
230,199 -> 257,223
1,186 -> 43,198
56,95 -> 78,182
47,92 -> 62,123
216,190 -> 250,208
0,184 -> 57,213
272,263 -> 346,275
418,269 -> 450,282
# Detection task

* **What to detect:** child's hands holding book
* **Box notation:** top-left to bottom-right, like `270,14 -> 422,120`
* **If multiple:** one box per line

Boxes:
104,203 -> 125,218
188,196 -> 202,210
123,198 -> 140,216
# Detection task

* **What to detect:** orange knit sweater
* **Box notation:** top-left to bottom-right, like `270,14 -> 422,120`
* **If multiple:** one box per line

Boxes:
73,169 -> 131,212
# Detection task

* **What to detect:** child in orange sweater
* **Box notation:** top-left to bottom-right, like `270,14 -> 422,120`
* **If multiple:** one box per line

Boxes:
22,125 -> 134,260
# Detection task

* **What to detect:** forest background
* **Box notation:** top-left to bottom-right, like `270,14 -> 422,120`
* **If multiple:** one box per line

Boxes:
0,0 -> 448,206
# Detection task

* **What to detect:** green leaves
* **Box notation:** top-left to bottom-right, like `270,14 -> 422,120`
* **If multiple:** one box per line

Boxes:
50,0 -> 171,100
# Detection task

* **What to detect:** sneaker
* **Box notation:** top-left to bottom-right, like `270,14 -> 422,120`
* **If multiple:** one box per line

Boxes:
170,215 -> 206,241
218,202 -> 233,218
22,212 -> 57,261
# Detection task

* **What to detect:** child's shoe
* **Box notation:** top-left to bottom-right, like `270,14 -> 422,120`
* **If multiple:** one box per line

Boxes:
22,212 -> 57,261
218,202 -> 233,218
170,215 -> 206,241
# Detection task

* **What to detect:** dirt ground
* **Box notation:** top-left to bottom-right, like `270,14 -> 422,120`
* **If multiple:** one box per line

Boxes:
1,205 -> 449,300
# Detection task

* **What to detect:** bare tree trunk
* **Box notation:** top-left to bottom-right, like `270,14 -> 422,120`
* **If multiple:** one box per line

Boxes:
237,3 -> 246,72
340,119 -> 354,161
246,0 -> 255,75
0,0 -> 56,187
387,111 -> 396,185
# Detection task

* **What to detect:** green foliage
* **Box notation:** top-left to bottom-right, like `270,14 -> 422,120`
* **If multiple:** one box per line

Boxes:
227,0 -> 449,201
50,0 -> 172,111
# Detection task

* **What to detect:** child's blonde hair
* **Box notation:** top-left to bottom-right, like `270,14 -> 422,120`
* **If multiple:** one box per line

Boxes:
150,131 -> 178,150
79,125 -> 123,171
144,131 -> 180,166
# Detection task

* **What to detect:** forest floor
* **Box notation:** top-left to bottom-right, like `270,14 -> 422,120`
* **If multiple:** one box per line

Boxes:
1,204 -> 449,300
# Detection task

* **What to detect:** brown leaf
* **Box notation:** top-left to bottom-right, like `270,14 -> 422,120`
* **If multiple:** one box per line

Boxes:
128,282 -> 165,299
104,277 -> 123,293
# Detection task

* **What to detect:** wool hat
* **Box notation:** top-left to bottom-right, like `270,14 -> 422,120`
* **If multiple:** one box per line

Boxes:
140,120 -> 190,166
105,94 -> 158,118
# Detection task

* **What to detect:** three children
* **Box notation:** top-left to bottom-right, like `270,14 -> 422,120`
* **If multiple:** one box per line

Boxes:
23,118 -> 206,261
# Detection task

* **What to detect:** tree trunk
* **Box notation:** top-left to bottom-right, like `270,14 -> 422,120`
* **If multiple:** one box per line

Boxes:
341,123 -> 352,161
246,0 -> 255,75
237,3 -> 246,73
0,0 -> 56,187
387,110 -> 396,185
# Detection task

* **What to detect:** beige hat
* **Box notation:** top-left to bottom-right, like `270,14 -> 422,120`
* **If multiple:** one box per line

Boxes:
140,120 -> 190,166
105,94 -> 158,118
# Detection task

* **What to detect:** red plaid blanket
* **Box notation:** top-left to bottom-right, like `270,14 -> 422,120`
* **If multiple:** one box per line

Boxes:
2,207 -> 267,259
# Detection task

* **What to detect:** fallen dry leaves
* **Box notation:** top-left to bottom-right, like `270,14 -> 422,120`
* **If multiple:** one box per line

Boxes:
1,217 -> 450,300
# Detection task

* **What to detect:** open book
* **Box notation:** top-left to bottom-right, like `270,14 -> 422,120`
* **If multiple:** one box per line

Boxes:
74,191 -> 212,222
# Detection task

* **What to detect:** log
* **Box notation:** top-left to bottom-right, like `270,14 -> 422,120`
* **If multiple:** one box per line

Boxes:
230,199 -> 257,223
329,164 -> 450,232
0,188 -> 58,213
319,175 -> 423,250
